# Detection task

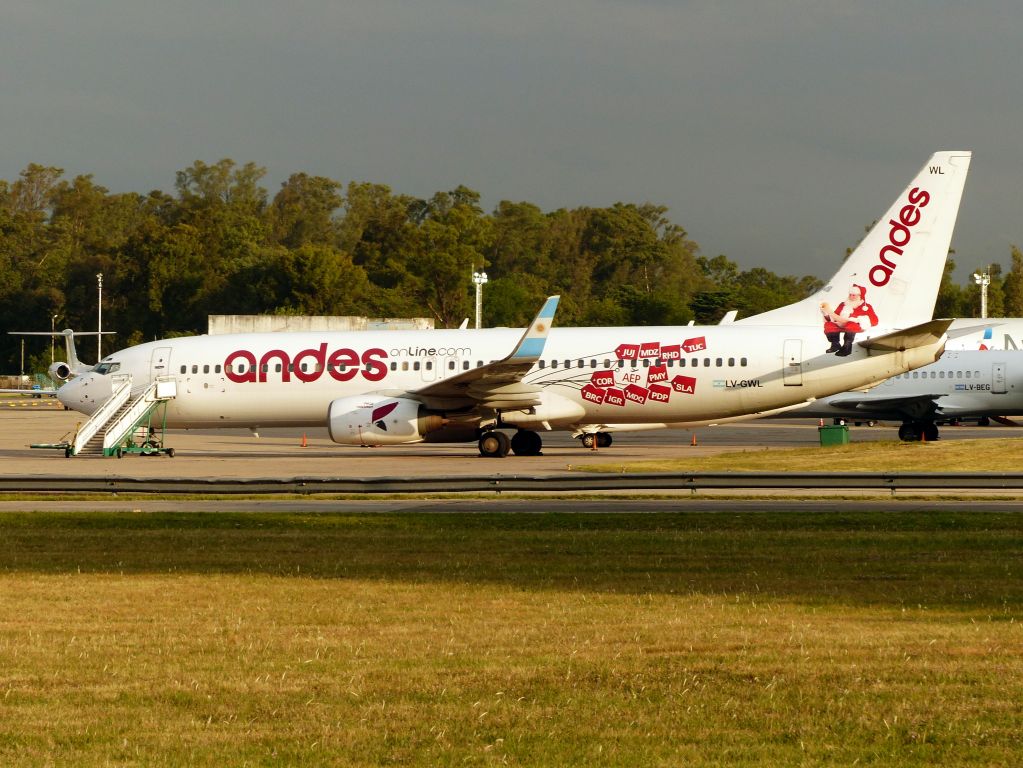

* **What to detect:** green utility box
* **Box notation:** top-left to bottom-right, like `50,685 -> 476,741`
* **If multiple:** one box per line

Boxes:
818,424 -> 850,446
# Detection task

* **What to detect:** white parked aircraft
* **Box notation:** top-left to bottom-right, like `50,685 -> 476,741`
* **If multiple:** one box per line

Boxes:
57,151 -> 971,457
788,349 -> 1023,441
1,329 -> 110,394
945,318 -> 1023,351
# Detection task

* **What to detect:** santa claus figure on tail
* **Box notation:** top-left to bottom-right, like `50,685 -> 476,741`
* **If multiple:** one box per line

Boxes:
820,284 -> 878,356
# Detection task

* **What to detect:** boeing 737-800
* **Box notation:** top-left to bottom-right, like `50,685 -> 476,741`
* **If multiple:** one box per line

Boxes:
57,151 -> 971,457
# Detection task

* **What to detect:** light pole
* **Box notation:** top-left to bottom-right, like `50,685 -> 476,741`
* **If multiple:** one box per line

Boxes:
472,270 -> 488,329
51,314 -> 58,365
96,272 -> 103,360
973,269 -> 990,318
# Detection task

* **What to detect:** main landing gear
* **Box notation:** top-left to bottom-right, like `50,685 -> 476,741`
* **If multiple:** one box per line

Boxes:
898,421 -> 939,442
475,429 -> 613,457
579,432 -> 612,449
477,429 -> 544,457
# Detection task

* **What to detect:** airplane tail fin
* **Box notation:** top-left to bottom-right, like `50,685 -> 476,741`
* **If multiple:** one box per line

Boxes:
6,328 -> 114,376
738,151 -> 972,329
60,329 -> 84,372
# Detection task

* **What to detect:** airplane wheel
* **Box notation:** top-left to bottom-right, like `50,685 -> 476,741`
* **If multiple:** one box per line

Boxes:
923,423 -> 940,441
898,423 -> 921,442
580,434 -> 596,448
478,431 -> 510,458
597,433 -> 612,448
510,430 -> 542,456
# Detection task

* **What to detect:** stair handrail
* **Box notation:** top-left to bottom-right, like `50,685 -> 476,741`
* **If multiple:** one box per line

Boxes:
71,374 -> 133,455
102,379 -> 174,452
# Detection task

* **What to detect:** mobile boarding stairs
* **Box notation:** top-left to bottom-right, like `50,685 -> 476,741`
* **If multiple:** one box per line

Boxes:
57,375 -> 177,458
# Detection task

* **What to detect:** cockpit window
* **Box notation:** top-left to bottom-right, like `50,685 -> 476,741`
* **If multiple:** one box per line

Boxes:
93,362 -> 121,375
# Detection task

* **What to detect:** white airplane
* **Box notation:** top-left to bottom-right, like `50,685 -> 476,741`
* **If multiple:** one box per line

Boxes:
1,329 -> 111,394
56,151 -> 971,457
788,349 -> 1023,441
945,318 -> 1023,351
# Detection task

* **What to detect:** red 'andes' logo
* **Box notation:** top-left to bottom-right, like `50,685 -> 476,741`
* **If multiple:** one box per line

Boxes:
224,343 -> 388,384
870,187 -> 930,287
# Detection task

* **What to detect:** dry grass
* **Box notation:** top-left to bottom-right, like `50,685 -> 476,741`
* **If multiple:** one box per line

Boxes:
0,511 -> 1021,766
577,436 -> 1023,473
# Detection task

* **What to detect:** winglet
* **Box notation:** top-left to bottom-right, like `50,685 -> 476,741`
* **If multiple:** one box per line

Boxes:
507,295 -> 560,362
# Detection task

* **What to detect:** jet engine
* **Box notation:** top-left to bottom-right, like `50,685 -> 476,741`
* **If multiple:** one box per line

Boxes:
327,395 -> 446,445
48,361 -> 72,382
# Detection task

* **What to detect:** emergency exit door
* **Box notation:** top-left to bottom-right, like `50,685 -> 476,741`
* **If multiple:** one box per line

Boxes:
993,362 -> 1007,394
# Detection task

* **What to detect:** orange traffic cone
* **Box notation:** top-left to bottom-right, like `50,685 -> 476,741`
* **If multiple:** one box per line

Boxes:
691,433 -> 697,446
301,433 -> 308,447
818,418 -> 824,427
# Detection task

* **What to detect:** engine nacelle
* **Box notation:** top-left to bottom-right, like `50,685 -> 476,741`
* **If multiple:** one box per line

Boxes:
48,361 -> 72,382
327,395 -> 446,446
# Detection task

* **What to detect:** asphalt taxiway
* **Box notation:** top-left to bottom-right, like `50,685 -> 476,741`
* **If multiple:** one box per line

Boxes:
2,395 -> 1020,484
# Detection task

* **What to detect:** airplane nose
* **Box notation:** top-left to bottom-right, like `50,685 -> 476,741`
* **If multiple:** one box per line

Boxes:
56,380 -> 74,409
57,375 -> 101,415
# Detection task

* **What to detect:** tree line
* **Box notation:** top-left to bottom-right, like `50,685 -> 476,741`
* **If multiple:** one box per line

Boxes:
1,160 -> 1019,373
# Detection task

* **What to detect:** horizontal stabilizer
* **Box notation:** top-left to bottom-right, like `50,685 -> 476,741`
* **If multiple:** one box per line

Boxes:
857,319 -> 952,352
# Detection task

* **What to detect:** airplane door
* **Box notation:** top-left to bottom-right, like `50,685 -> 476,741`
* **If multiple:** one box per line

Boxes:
783,339 -> 803,386
150,347 -> 172,380
439,354 -> 461,381
993,362 -> 1007,394
420,356 -> 438,382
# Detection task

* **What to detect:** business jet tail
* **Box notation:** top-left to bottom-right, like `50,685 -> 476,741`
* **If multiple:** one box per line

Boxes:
738,151 -> 971,329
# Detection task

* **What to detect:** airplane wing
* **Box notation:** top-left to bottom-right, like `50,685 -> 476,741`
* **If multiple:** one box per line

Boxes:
825,392 -> 945,420
410,296 -> 560,410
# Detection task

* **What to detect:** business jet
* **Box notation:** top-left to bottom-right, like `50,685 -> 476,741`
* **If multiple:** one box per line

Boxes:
57,151 -> 971,457
1,329 -> 110,395
788,349 -> 1023,441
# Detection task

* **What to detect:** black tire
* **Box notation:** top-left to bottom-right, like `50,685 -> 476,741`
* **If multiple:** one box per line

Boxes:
923,422 -> 939,442
898,423 -> 921,442
510,430 -> 542,456
580,434 -> 596,448
167,448 -> 175,458
478,431 -> 510,458
596,433 -> 612,448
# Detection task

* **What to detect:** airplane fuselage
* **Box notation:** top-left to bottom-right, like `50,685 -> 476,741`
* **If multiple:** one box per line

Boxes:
796,350 -> 1023,422
58,324 -> 943,435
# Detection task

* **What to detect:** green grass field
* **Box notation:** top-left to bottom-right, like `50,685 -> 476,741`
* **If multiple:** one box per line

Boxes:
579,436 -> 1023,473
1,510 -> 1021,766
